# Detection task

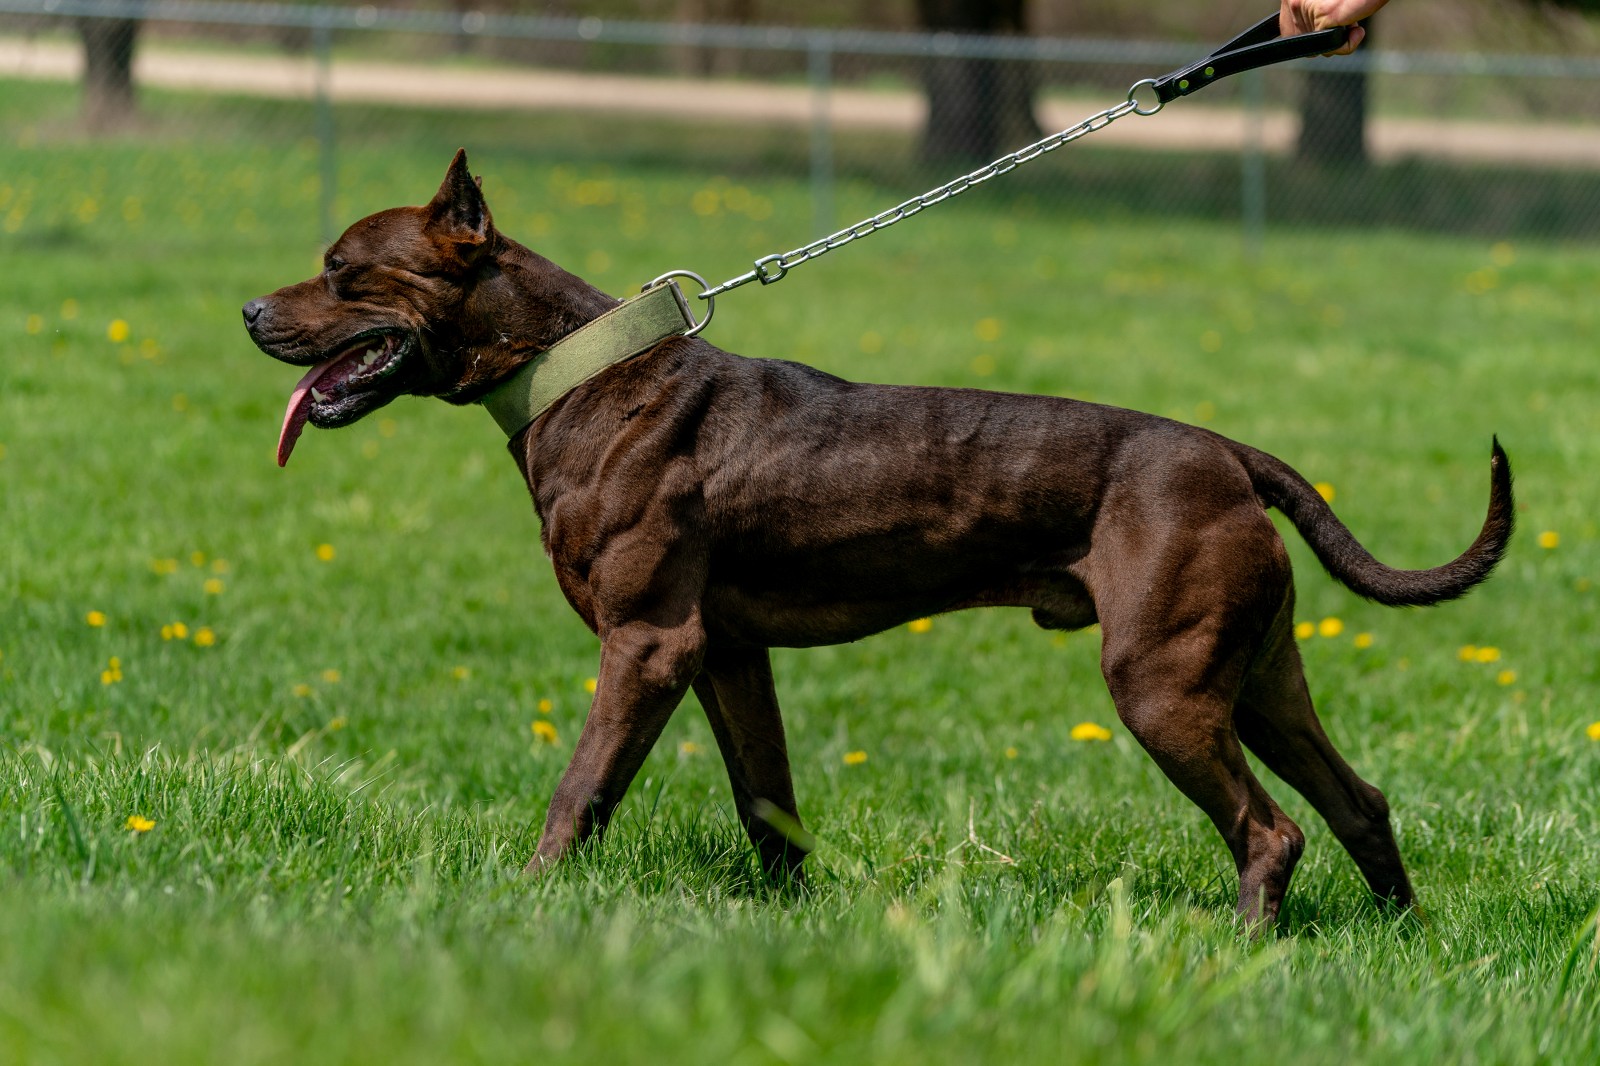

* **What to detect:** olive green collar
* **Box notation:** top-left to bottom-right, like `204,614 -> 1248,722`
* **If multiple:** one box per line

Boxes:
481,281 -> 696,439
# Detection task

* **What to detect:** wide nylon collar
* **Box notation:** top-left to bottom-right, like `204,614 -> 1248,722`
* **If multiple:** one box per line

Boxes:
480,280 -> 696,439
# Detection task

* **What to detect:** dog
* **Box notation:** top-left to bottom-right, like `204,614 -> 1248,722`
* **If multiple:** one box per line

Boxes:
243,151 -> 1512,926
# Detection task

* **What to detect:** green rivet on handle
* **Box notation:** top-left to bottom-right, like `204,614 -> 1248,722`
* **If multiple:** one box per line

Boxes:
1178,79 -> 1189,90
1204,66 -> 1215,77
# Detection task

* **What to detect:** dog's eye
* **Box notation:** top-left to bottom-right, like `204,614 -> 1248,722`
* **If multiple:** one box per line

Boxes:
324,256 -> 346,274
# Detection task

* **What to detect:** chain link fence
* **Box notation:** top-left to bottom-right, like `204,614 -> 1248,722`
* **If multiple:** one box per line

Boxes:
3,0 -> 1600,277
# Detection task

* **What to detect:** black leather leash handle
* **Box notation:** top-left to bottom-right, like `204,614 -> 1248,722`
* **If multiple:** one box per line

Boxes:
1150,13 -> 1352,104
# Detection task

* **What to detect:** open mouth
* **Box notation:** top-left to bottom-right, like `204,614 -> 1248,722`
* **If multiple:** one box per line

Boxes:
277,331 -> 408,467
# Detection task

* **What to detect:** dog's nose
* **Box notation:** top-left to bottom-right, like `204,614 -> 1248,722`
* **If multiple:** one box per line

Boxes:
242,299 -> 266,326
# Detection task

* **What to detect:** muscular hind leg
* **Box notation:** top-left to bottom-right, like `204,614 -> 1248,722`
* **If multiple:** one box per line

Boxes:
1084,447 -> 1326,927
1101,636 -> 1306,929
1234,613 -> 1414,909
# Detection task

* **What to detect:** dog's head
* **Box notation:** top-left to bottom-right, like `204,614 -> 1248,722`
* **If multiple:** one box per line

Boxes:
243,150 -> 611,466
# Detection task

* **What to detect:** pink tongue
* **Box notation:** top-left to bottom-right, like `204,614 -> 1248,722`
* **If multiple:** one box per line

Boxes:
276,355 -> 343,467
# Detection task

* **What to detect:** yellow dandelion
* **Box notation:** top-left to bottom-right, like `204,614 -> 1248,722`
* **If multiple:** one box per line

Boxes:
106,319 -> 130,343
1318,617 -> 1344,638
315,543 -> 336,562
679,741 -> 702,756
1458,645 -> 1478,662
1294,621 -> 1315,640
190,551 -> 206,567
171,622 -> 188,640
124,815 -> 155,833
60,299 -> 79,320
292,683 -> 313,698
1537,531 -> 1559,550
193,627 -> 215,647
907,617 -> 933,634
537,698 -> 553,714
149,558 -> 179,575
328,716 -> 347,731
25,313 -> 43,334
86,610 -> 106,627
1473,646 -> 1501,664
1587,722 -> 1600,741
1070,722 -> 1113,742
1353,632 -> 1374,649
1313,482 -> 1336,503
532,720 -> 559,744
101,656 -> 123,685
690,188 -> 719,216
582,677 -> 597,694
843,750 -> 868,766
974,317 -> 1002,343
203,578 -> 224,595
452,665 -> 471,681
858,330 -> 884,355
321,669 -> 341,684
1004,746 -> 1019,759
1496,669 -> 1517,686
210,559 -> 229,574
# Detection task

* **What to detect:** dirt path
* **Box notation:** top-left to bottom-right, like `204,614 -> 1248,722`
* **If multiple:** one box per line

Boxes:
4,35 -> 1599,167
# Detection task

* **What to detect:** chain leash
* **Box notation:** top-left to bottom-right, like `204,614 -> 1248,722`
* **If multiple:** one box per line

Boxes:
650,10 -> 1351,335
701,80 -> 1161,302
656,79 -> 1163,335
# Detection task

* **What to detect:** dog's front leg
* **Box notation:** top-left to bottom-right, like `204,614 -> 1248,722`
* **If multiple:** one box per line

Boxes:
692,646 -> 806,884
527,618 -> 705,874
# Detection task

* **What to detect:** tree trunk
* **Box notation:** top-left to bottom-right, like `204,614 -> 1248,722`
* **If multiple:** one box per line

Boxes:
915,0 -> 1041,164
1296,16 -> 1373,166
672,0 -> 756,78
79,17 -> 140,132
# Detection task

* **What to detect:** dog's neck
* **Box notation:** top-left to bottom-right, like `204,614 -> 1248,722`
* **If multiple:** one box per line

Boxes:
477,270 -> 697,441
441,235 -> 621,404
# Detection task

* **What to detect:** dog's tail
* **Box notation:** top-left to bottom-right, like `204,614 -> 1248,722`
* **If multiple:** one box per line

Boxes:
1229,437 -> 1514,607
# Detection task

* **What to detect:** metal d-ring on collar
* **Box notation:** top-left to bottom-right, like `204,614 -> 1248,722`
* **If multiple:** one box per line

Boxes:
665,11 -> 1349,319
644,268 -> 715,336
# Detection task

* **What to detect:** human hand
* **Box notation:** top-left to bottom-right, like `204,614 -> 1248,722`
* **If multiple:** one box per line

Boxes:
1280,0 -> 1389,55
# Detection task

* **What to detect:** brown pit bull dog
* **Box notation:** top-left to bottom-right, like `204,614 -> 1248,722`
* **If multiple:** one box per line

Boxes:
243,151 -> 1512,927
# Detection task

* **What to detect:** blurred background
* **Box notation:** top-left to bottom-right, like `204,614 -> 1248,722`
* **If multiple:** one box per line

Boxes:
4,0 -> 1600,255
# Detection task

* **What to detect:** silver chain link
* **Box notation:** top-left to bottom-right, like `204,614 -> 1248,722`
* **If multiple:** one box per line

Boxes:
696,79 -> 1163,303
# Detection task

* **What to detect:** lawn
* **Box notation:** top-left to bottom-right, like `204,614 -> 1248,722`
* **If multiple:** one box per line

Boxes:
1,80 -> 1598,1064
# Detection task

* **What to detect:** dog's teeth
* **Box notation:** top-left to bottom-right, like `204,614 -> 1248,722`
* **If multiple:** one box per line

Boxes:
311,387 -> 328,403
363,348 -> 380,365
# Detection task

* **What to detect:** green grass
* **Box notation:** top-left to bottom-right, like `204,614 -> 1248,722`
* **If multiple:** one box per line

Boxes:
2,81 -> 1599,1064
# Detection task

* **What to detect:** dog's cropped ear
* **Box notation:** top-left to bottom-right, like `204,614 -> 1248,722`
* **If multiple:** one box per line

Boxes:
427,149 -> 494,267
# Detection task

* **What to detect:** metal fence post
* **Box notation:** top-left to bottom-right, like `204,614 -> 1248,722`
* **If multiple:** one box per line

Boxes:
313,15 -> 336,246
1241,68 -> 1265,261
808,33 -> 835,240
